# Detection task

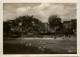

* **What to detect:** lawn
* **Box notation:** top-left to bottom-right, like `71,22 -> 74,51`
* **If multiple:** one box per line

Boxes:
3,37 -> 77,54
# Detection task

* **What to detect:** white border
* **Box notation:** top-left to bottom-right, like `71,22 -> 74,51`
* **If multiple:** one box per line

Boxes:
0,0 -> 80,57
2,0 -> 77,3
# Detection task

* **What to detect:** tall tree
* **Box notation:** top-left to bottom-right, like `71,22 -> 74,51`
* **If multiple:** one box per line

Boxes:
48,15 -> 62,33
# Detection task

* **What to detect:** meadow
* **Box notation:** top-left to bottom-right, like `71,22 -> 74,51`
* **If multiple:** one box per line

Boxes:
3,36 -> 77,54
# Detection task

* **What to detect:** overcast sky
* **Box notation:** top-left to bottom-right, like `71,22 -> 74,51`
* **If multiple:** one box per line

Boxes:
3,3 -> 77,22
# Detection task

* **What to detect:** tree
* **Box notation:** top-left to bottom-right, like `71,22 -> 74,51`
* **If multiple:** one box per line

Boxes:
3,15 -> 46,38
3,21 -> 11,37
48,15 -> 62,33
18,15 -> 45,35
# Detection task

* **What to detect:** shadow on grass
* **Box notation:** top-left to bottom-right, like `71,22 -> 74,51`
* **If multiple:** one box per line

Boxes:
3,43 -> 77,54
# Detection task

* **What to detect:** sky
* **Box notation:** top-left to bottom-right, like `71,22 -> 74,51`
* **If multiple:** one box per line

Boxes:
3,3 -> 77,22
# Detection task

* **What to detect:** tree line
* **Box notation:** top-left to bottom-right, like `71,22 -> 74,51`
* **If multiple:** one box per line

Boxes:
3,15 -> 77,38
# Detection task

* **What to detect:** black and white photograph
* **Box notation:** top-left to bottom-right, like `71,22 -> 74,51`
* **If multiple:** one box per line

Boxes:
3,3 -> 77,54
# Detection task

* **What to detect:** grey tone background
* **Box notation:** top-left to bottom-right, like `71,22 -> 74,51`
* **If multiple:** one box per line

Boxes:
3,3 -> 77,22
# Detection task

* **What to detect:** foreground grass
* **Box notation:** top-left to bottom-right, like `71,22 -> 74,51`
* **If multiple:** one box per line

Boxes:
3,38 -> 77,54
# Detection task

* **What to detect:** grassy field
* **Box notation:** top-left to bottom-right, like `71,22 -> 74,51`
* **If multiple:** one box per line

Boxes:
3,37 -> 77,54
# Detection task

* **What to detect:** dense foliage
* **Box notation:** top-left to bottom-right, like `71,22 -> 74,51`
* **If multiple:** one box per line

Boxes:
3,15 -> 77,38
